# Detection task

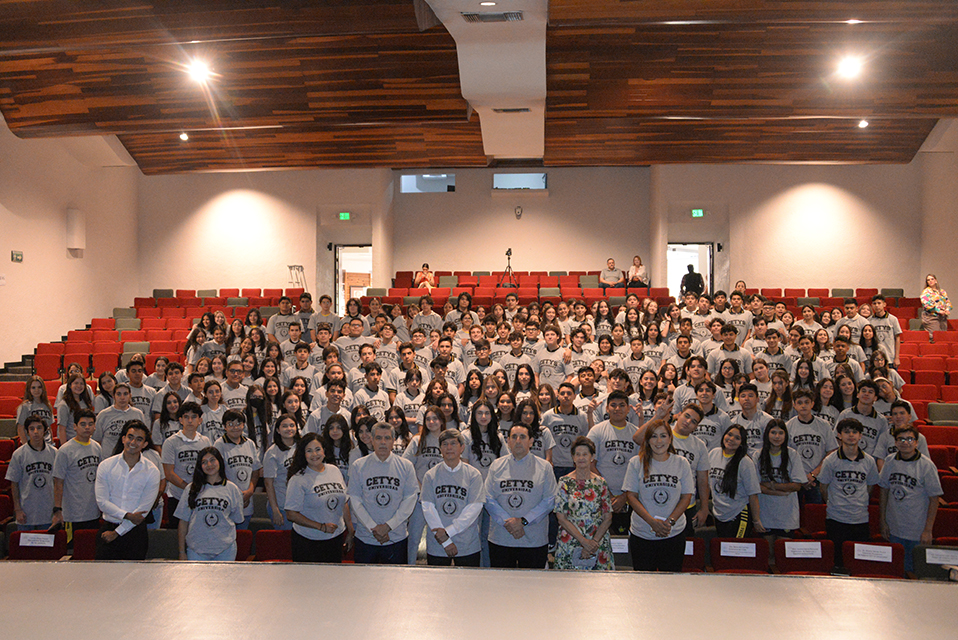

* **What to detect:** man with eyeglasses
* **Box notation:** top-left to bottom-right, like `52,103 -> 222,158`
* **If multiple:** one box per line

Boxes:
222,362 -> 249,412
878,422 -> 942,572
873,400 -> 931,469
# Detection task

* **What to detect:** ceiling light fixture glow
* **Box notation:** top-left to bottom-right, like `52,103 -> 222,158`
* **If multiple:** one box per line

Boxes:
837,56 -> 863,79
858,119 -> 869,128
187,60 -> 212,83
846,19 -> 862,24
179,132 -> 189,141
480,2 -> 497,5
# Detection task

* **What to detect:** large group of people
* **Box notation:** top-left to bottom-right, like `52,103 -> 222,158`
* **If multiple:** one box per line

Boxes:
5,273 -> 950,573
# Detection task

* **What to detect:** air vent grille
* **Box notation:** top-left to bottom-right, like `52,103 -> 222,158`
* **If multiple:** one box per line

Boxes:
492,108 -> 531,114
461,11 -> 523,23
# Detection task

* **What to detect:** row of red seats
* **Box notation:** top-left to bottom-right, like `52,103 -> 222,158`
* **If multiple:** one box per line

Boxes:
802,504 -> 957,547
693,537 -> 906,577
0,526 -> 913,579
135,297 -> 278,310
396,273 -> 907,298
6,528 -> 255,562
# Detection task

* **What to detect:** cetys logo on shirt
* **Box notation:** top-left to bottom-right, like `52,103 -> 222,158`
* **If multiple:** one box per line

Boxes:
205,512 -> 220,527
892,486 -> 907,502
33,474 -> 47,488
236,468 -> 249,483
508,493 -> 524,509
442,499 -> 459,516
653,489 -> 670,505
86,468 -> 97,483
326,496 -> 340,511
841,482 -> 858,497
376,491 -> 392,507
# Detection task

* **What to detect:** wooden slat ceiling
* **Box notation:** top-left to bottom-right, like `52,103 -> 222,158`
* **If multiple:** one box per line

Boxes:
0,0 -> 956,173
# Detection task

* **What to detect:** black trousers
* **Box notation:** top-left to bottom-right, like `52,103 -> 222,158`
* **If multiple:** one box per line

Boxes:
291,530 -> 344,564
825,519 -> 870,567
714,506 -> 754,539
426,551 -> 481,567
95,520 -> 149,560
629,533 -> 687,572
165,497 -> 180,530
489,542 -> 548,569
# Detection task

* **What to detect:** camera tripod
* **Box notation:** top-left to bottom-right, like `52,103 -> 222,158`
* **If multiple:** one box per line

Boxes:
497,251 -> 518,288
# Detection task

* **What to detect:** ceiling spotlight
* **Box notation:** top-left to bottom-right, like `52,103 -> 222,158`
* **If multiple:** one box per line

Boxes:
480,1 -> 497,5
179,132 -> 189,141
846,19 -> 862,24
837,56 -> 863,79
858,120 -> 869,128
186,60 -> 212,83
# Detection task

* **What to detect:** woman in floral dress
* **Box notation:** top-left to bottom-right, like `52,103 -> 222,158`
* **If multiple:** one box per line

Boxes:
554,436 -> 614,570
921,273 -> 951,336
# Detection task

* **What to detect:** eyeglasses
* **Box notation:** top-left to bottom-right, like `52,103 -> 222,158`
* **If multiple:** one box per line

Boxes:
895,436 -> 916,443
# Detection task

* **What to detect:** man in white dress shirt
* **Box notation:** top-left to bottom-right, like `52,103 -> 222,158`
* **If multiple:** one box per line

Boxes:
94,420 -> 161,560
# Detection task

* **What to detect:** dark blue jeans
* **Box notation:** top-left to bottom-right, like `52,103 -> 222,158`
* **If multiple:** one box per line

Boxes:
354,538 -> 408,565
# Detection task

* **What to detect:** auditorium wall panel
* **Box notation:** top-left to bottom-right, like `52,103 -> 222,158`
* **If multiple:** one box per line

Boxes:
137,168 -> 395,295
650,163 -> 923,295
0,121 -> 139,365
392,167 -> 652,274
918,120 -> 958,291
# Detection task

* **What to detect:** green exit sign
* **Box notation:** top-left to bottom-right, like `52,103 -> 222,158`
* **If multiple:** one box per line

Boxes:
11,250 -> 23,263
338,212 -> 351,221
691,208 -> 705,218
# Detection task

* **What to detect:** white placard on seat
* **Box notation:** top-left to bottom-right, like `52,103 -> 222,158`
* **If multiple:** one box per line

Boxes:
721,541 -> 756,558
610,538 -> 629,554
784,541 -> 822,559
19,533 -> 55,548
685,540 -> 695,556
925,548 -> 958,565
854,543 -> 893,563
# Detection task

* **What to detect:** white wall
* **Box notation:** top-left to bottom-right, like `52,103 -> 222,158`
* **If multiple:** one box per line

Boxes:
392,167 -> 652,275
0,121 -> 139,365
919,120 -> 958,292
137,168 -> 394,295
650,163 -> 923,295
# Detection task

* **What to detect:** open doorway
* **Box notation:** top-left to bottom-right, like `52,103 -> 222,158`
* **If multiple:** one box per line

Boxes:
667,243 -> 713,300
334,245 -> 372,315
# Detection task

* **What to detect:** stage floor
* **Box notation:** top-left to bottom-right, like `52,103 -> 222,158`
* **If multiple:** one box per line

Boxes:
2,562 -> 956,638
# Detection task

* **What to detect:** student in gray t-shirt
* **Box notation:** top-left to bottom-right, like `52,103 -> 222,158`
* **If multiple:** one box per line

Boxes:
52,409 -> 102,530
7,416 -> 57,530
174,446 -> 245,561
266,297 -> 298,344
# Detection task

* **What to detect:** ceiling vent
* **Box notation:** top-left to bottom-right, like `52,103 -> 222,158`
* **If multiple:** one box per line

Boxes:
460,11 -> 523,23
492,108 -> 531,113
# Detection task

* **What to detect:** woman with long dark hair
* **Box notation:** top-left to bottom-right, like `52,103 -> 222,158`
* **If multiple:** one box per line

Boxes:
175,446 -> 243,561
623,421 -> 693,572
754,420 -> 804,541
285,433 -> 353,563
262,413 -> 300,530
708,425 -> 765,538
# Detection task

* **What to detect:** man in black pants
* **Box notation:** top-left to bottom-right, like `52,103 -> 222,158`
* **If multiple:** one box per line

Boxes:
94,421 -> 161,560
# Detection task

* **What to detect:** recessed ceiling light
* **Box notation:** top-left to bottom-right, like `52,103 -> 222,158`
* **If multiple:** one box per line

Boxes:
858,120 -> 869,128
837,56 -> 863,79
480,2 -> 497,5
179,132 -> 189,141
186,59 -> 212,83
846,19 -> 862,24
